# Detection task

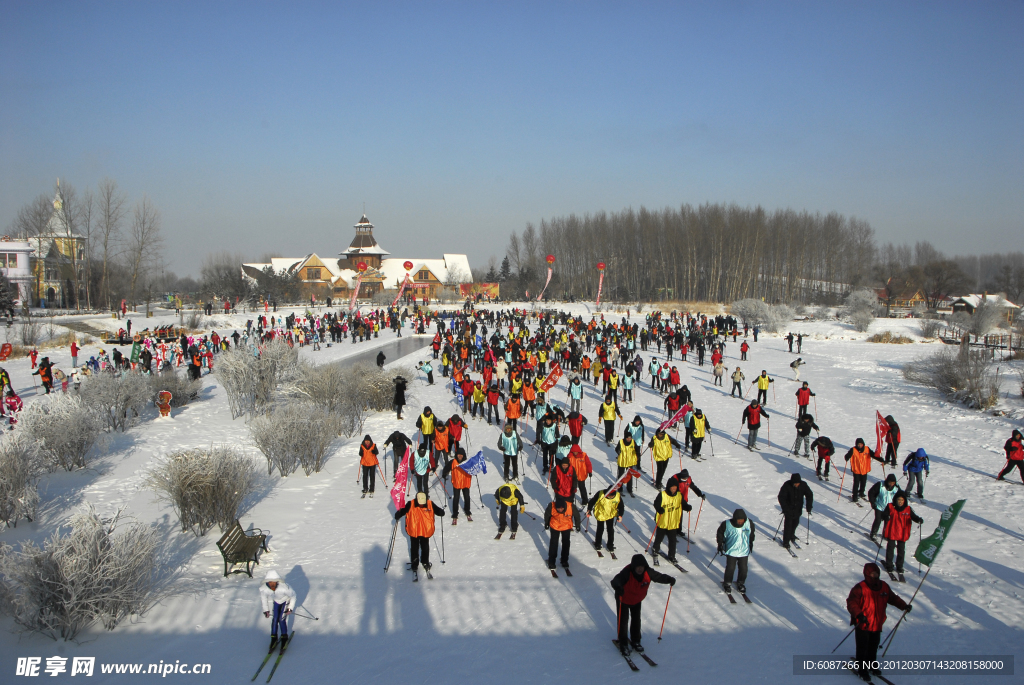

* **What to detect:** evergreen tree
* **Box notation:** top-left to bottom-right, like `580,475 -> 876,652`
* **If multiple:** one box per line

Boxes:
499,256 -> 511,282
0,273 -> 17,314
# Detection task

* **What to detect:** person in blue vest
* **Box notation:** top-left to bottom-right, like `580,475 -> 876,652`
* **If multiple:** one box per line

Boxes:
902,448 -> 930,500
867,474 -> 902,542
497,422 -> 523,482
610,554 -> 675,657
716,508 -> 755,594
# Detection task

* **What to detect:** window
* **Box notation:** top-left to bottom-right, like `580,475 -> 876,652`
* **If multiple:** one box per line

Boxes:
307,268 -> 321,280
0,253 -> 16,268
417,270 -> 430,280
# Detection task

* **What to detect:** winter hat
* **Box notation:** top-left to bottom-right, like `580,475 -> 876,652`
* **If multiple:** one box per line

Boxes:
665,477 -> 680,492
855,438 -> 865,446
264,570 -> 281,582
863,562 -> 880,579
499,486 -> 511,499
557,456 -> 569,466
885,474 -> 897,484
914,448 -> 927,459
631,554 -> 650,574
791,473 -> 802,483
423,406 -> 432,413
679,469 -> 689,479
415,492 -> 427,506
732,508 -> 747,523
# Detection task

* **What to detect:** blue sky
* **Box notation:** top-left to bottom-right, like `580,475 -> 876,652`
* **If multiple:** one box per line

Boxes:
1,1 -> 1021,275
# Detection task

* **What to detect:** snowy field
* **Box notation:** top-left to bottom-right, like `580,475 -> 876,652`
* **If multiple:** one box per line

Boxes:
1,305 -> 1022,684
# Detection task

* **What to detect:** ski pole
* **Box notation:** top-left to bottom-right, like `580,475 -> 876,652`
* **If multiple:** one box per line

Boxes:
384,520 -> 399,573
806,512 -> 811,545
355,461 -> 361,484
881,565 -> 932,658
857,507 -> 872,527
734,426 -> 742,446
377,463 -> 388,488
873,538 -> 882,563
767,421 -> 770,449
773,513 -> 784,542
709,432 -> 715,457
836,462 -> 849,502
831,626 -> 856,654
813,395 -> 818,420
657,585 -> 673,642
440,509 -> 446,564
706,550 -> 720,569
686,511 -> 691,554
293,607 -> 319,620
645,527 -> 656,552
693,497 -> 704,532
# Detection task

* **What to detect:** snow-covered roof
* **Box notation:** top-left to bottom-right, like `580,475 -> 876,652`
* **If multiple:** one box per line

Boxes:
377,255 -> 472,288
952,294 -> 1019,310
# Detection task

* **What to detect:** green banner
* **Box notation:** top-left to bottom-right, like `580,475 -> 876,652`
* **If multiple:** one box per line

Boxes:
130,342 -> 142,364
914,498 -> 966,567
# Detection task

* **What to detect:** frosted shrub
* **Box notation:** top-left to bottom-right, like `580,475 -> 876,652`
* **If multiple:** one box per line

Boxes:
150,369 -> 202,408
0,433 -> 40,528
147,447 -> 258,537
763,304 -> 794,333
80,372 -> 151,432
288,361 -> 346,413
0,505 -> 158,640
218,341 -> 298,419
249,402 -> 339,476
287,362 -> 413,437
919,319 -> 942,339
903,348 -> 1000,409
844,289 -> 878,332
730,299 -> 770,327
20,394 -> 105,472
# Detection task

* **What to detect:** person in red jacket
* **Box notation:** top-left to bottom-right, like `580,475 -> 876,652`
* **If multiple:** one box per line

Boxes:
795,382 -> 816,417
485,384 -> 504,425
741,399 -> 769,451
740,340 -> 749,361
881,493 -> 923,576
565,410 -> 588,441
882,415 -> 901,467
610,554 -> 675,656
997,429 -> 1024,482
550,456 -> 577,502
846,562 -> 911,681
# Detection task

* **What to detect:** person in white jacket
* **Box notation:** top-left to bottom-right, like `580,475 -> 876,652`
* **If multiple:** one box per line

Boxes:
259,570 -> 296,651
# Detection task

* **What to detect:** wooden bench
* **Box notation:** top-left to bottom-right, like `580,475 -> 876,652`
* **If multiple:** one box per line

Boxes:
216,520 -> 269,578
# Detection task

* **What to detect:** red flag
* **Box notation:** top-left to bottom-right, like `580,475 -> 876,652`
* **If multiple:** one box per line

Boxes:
875,411 -> 889,459
390,446 -> 411,510
606,467 -> 642,496
659,406 -> 688,432
540,362 -> 563,393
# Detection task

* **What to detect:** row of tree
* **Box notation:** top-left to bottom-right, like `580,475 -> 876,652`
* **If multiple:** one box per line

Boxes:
501,203 -> 1023,306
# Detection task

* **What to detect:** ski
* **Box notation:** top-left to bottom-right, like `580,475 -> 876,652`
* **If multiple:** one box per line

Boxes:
264,632 -> 294,683
466,514 -> 473,522
495,531 -> 504,540
723,584 -> 738,603
510,532 -> 516,540
360,493 -> 366,499
562,566 -> 573,577
368,493 -> 374,498
897,573 -> 906,583
740,593 -> 753,603
636,650 -> 657,667
413,571 -> 419,582
658,551 -> 689,573
595,546 -> 604,558
425,569 -> 434,580
251,651 -> 274,681
612,641 -> 641,671
609,551 -> 618,560
888,571 -> 898,583
876,674 -> 897,685
550,569 -> 558,578
452,519 -> 458,526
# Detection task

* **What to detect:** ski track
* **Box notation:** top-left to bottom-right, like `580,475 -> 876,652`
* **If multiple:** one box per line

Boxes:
0,307 -> 1021,683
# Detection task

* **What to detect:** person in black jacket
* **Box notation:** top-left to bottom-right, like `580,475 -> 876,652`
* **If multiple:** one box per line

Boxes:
376,350 -> 386,368
811,435 -> 836,480
392,375 -> 407,419
383,430 -> 413,473
610,554 -> 675,656
791,414 -> 819,459
777,473 -> 813,549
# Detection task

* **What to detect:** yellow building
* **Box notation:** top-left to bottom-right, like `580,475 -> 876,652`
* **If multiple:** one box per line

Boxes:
31,187 -> 87,308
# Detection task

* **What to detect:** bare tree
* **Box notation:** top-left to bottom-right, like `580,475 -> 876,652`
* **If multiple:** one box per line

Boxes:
127,195 -> 164,308
95,178 -> 128,311
200,251 -> 250,303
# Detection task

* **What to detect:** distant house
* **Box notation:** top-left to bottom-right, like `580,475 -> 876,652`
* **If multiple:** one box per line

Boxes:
0,236 -> 35,307
875,287 -> 927,312
951,294 -> 1019,323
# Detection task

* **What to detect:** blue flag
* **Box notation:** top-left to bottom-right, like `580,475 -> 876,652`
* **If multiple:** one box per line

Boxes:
460,451 -> 488,476
476,334 -> 483,346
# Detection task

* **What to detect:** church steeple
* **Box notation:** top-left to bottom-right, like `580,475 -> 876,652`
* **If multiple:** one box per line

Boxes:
340,212 -> 389,269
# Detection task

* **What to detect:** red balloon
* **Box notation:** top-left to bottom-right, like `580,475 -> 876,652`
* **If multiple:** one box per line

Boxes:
357,261 -> 368,272
596,262 -> 606,271
403,260 -> 414,271
546,254 -> 556,264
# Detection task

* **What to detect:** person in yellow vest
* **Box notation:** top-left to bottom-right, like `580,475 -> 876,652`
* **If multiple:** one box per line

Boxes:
416,406 -> 437,457
544,498 -> 582,571
651,476 -> 690,564
587,486 -> 624,553
615,433 -> 640,497
441,447 -> 473,525
649,427 -> 683,490
494,483 -> 527,538
753,370 -> 774,405
598,395 -> 623,445
608,369 -> 620,402
358,434 -> 379,496
394,491 -> 446,578
689,408 -> 711,458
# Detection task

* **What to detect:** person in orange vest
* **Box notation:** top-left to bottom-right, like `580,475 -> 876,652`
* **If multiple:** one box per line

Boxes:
33,357 -> 54,394
844,438 -> 884,503
433,421 -> 452,469
394,491 -> 446,579
522,381 -> 537,419
544,498 -> 581,571
441,447 -> 474,525
504,392 -> 523,432
358,435 -> 379,496
846,562 -> 911,681
611,554 -> 675,657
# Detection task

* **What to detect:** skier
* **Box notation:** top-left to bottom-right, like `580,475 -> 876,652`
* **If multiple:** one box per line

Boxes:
550,456 -> 577,503
716,508 -> 755,594
588,485 -> 624,553
610,554 -> 675,657
997,429 -> 1023,482
494,483 -> 527,538
739,340 -> 749,361
741,399 -> 769,451
868,474 -> 902,541
882,415 -> 901,467
497,421 -> 523,481
846,562 -> 911,681
688,408 -> 710,458
504,392 -> 524,432
358,435 -> 379,495
730,366 -> 745,397
394,490 -> 446,577
415,406 -> 437,457
543,497 -> 581,570
485,383 -> 504,425
789,357 -> 804,381
776,473 -> 812,549
567,375 -> 584,413
567,442 -> 593,506
383,430 -> 413,474
902,448 -> 930,500
811,435 -> 836,480
844,438 -> 883,503
791,414 -> 819,459
537,414 -> 559,474
411,443 -> 436,493
650,477 -> 688,564
881,493 -> 923,578
615,432 -> 640,497
392,375 -> 407,420
259,570 -> 296,652
4,389 -> 23,427
649,427 -> 682,490
598,395 -> 623,445
795,381 -> 815,417
753,370 -> 773,405
441,447 -> 473,524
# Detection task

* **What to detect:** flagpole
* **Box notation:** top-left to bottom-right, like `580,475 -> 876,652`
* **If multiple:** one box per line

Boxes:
880,564 -> 932,657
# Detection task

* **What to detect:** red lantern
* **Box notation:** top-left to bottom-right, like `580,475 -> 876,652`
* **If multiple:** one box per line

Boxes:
357,261 -> 368,273
597,261 -> 606,271
546,254 -> 556,265
403,260 -> 414,271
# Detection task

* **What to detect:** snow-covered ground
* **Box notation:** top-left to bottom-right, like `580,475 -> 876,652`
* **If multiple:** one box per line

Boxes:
1,306 -> 1022,684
